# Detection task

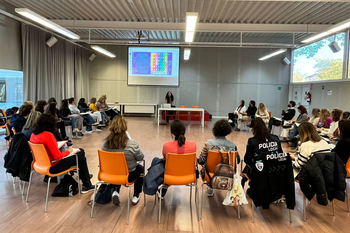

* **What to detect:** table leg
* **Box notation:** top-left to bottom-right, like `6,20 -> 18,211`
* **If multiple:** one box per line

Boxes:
158,109 -> 160,126
201,110 -> 204,128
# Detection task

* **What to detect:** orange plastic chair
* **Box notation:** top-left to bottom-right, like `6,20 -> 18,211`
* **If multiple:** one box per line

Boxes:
0,109 -> 7,129
178,105 -> 188,120
26,142 -> 81,213
190,105 -> 201,121
268,111 -> 272,118
345,159 -> 350,212
90,150 -> 146,225
157,152 -> 198,223
200,151 -> 238,219
11,127 -> 17,135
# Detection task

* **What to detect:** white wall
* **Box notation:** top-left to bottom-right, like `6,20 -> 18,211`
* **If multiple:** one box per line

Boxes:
89,46 -> 291,116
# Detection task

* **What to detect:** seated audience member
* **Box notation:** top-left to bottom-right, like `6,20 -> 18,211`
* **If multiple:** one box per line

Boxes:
96,95 -> 119,120
22,111 -> 41,140
317,108 -> 333,129
342,111 -> 350,120
30,114 -> 95,193
268,101 -> 296,132
228,100 -> 245,128
332,119 -> 350,164
9,103 -> 33,135
101,116 -> 144,205
35,100 -> 48,114
320,109 -> 342,136
78,98 -> 105,128
291,122 -> 332,177
23,101 -> 35,112
160,119 -> 197,198
332,111 -> 350,139
90,97 -> 110,125
287,105 -> 309,140
198,119 -> 238,197
308,108 -> 320,127
69,97 -> 98,133
235,100 -> 257,131
60,99 -> 83,137
242,117 -> 283,186
255,103 -> 270,123
45,102 -> 68,140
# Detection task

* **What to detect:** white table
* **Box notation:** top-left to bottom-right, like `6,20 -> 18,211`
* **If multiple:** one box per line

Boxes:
116,103 -> 158,117
158,107 -> 205,127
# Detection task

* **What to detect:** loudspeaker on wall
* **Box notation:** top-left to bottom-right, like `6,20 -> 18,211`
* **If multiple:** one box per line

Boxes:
328,42 -> 341,53
46,36 -> 58,47
282,57 -> 290,65
89,53 -> 96,61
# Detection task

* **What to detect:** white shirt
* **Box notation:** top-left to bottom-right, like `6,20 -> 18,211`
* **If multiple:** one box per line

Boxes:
322,121 -> 338,135
69,104 -> 80,114
234,106 -> 246,119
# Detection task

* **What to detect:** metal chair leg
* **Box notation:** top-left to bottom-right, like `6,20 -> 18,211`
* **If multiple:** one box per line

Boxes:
251,201 -> 254,223
332,200 -> 335,216
347,185 -> 349,212
127,186 -> 130,225
158,186 -> 162,224
289,209 -> 292,223
154,193 -> 157,206
26,170 -> 35,202
22,182 -> 26,195
200,183 -> 206,220
75,154 -> 81,199
190,185 -> 192,203
303,196 -> 306,221
45,177 -> 51,213
237,201 -> 241,220
195,184 -> 199,221
90,182 -> 101,218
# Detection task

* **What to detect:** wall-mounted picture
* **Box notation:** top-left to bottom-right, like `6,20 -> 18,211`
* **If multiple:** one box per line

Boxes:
0,82 -> 6,102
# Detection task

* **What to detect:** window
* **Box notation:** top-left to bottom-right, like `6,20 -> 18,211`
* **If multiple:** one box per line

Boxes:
0,69 -> 23,110
293,33 -> 345,82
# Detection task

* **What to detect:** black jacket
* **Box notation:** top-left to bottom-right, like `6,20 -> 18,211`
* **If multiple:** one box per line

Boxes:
246,106 -> 257,117
282,108 -> 296,121
298,151 -> 346,206
249,152 -> 295,210
78,103 -> 92,113
4,133 -> 33,181
60,108 -> 72,117
9,114 -> 27,135
332,139 -> 350,164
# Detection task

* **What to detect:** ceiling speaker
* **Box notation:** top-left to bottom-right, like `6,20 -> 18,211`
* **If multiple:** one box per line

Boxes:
328,41 -> 341,53
282,57 -> 290,65
89,53 -> 96,61
46,36 -> 57,47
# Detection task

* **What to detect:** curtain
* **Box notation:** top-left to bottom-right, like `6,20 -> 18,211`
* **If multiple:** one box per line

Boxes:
22,24 -> 90,103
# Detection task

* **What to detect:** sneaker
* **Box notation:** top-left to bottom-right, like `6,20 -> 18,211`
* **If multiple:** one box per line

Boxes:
92,122 -> 99,126
207,187 -> 214,197
157,188 -> 167,199
132,194 -> 140,205
86,131 -> 93,134
81,185 -> 95,194
228,119 -> 233,123
234,128 -> 240,131
73,128 -> 81,133
72,134 -> 78,139
99,123 -> 106,127
112,191 -> 120,205
78,132 -> 84,137
95,129 -> 103,132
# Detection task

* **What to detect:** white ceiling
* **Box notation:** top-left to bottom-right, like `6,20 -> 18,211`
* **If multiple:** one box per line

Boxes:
4,0 -> 350,47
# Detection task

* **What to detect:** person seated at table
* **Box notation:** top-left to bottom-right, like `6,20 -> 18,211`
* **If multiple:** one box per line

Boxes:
160,120 -> 197,198
317,108 -> 333,129
69,97 -> 98,133
96,95 -> 119,120
101,116 -> 144,205
290,122 -> 332,178
268,100 -> 296,133
235,100 -> 257,131
30,114 -> 95,193
164,91 -> 176,124
332,119 -> 350,164
198,119 -> 238,197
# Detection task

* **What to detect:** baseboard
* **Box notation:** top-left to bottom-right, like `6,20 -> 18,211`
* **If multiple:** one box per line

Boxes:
212,116 -> 228,119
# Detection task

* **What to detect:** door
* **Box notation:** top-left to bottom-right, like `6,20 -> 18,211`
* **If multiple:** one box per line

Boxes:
301,85 -> 310,110
292,86 -> 301,106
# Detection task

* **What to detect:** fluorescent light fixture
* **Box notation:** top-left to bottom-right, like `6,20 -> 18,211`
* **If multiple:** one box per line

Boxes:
185,12 -> 198,43
259,49 -> 287,61
185,31 -> 194,43
15,8 -> 80,39
301,32 -> 331,43
91,45 -> 116,58
184,48 -> 191,60
327,18 -> 350,33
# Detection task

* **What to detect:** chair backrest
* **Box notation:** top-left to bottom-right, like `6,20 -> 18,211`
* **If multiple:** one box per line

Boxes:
97,149 -> 129,185
28,142 -> 52,175
268,111 -> 272,118
165,152 -> 196,178
0,109 -> 6,129
191,106 -> 200,116
179,105 -> 188,116
346,158 -> 350,178
180,105 -> 188,108
206,150 -> 237,173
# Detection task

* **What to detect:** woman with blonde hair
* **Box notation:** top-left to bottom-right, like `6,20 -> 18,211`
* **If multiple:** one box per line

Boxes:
255,103 -> 270,123
321,109 -> 342,136
317,108 -> 333,128
96,95 -> 118,120
101,116 -> 144,205
291,122 -> 332,177
308,108 -> 320,127
22,111 -> 41,140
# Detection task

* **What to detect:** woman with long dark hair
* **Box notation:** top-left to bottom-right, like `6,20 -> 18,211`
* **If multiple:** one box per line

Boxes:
102,116 -> 144,205
59,99 -> 84,138
30,114 -> 94,193
286,105 -> 308,140
163,91 -> 176,124
228,100 -> 245,128
332,119 -> 350,164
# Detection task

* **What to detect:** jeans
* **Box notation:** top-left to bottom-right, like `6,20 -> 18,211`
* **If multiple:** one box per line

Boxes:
81,114 -> 95,131
114,164 -> 144,196
49,148 -> 92,187
288,125 -> 299,139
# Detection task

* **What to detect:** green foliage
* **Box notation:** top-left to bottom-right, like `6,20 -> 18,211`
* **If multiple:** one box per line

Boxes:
293,68 -> 307,82
313,58 -> 343,80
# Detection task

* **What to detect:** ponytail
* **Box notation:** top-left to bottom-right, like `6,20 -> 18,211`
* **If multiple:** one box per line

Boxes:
177,135 -> 186,147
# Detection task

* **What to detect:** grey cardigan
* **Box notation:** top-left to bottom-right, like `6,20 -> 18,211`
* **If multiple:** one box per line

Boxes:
101,139 -> 144,171
296,113 -> 308,124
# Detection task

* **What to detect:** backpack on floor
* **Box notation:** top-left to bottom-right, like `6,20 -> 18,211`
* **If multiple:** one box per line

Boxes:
206,151 -> 234,190
51,175 -> 78,197
94,184 -> 114,204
